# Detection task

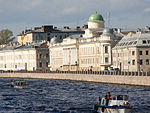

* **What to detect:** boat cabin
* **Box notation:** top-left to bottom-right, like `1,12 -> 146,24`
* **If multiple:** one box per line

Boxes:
112,95 -> 128,101
100,95 -> 129,106
11,80 -> 28,88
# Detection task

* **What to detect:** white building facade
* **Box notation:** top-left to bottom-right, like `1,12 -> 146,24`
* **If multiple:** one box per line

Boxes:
0,42 -> 49,71
112,31 -> 150,72
49,12 -> 121,71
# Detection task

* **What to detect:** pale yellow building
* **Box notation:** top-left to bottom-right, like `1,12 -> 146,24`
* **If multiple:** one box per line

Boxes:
17,25 -> 84,45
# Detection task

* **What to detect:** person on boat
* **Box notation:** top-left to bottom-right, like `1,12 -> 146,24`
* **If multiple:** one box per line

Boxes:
123,102 -> 130,107
106,92 -> 111,100
105,92 -> 111,105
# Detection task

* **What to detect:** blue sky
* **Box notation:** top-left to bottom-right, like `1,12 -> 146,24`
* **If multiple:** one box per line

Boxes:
0,0 -> 150,37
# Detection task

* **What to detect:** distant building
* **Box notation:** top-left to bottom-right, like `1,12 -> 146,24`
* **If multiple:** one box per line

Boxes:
49,12 -> 122,71
17,25 -> 84,45
112,29 -> 150,72
0,41 -> 49,71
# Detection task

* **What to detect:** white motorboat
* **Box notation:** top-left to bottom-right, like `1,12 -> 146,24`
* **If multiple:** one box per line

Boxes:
94,95 -> 132,113
11,80 -> 28,88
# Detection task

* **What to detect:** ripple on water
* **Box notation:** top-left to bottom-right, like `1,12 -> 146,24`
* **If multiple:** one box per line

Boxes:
0,78 -> 150,113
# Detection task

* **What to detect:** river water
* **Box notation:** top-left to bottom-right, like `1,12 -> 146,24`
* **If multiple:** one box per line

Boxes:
0,78 -> 150,113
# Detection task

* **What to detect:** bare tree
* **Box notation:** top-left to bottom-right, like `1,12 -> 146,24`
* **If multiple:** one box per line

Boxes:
0,29 -> 15,45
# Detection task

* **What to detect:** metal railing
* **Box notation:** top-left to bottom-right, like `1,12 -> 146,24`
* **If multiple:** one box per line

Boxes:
0,70 -> 150,76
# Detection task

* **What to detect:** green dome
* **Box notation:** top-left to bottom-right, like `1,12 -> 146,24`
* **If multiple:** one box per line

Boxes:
88,12 -> 104,22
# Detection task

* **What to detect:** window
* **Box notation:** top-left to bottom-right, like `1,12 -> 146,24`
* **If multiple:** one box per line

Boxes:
46,53 -> 49,58
146,59 -> 149,65
105,57 -> 108,63
146,50 -> 149,55
105,46 -> 108,53
122,43 -> 125,46
46,62 -> 49,67
47,37 -> 50,42
139,51 -> 142,55
60,35 -> 62,39
128,42 -> 133,45
132,51 -> 135,55
125,42 -> 128,45
133,41 -> 137,44
39,54 -> 42,58
132,60 -> 135,65
39,62 -> 42,67
142,40 -> 147,44
128,61 -> 130,64
139,59 -> 143,65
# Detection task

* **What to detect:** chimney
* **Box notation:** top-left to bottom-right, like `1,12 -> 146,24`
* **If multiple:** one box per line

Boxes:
42,40 -> 46,43
42,25 -> 53,32
145,26 -> 150,31
83,25 -> 88,29
118,28 -> 121,34
54,27 -> 57,29
64,26 -> 69,29
76,26 -> 80,29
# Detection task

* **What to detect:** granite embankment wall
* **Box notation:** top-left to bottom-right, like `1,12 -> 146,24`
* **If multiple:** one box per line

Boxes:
0,73 -> 150,86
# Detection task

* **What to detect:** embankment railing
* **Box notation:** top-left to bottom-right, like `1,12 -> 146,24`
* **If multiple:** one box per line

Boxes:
0,70 -> 150,76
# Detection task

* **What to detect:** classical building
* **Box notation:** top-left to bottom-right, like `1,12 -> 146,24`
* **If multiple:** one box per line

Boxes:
49,12 -> 122,71
112,29 -> 150,72
0,41 -> 49,71
17,25 -> 84,45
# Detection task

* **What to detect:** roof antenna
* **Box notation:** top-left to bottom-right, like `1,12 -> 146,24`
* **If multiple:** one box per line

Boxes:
107,12 -> 111,28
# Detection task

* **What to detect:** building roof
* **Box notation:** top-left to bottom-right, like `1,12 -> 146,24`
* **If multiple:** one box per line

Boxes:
0,41 -> 48,52
88,12 -> 104,22
113,31 -> 150,49
102,28 -> 114,36
18,26 -> 85,36
50,33 -> 83,44
50,37 -> 62,44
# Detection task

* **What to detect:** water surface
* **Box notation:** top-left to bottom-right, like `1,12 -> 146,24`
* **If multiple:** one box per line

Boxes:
0,78 -> 150,113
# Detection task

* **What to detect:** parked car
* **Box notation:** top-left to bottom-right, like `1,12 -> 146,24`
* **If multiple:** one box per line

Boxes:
114,68 -> 120,71
0,70 -> 4,73
104,68 -> 109,71
109,67 -> 120,72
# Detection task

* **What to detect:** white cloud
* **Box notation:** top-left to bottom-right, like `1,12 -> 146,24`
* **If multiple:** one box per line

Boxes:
31,0 -> 41,7
62,7 -> 78,15
144,8 -> 150,13
0,0 -> 150,34
17,0 -> 42,11
3,0 -> 42,11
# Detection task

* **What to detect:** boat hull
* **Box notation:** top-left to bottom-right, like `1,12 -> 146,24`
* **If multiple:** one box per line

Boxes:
97,107 -> 131,113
